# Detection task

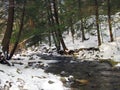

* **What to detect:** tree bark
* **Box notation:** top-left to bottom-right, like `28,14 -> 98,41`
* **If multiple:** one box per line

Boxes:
69,17 -> 75,43
81,19 -> 86,42
2,0 -> 14,59
9,1 -> 26,59
46,0 -> 60,51
107,0 -> 114,42
95,0 -> 101,46
78,0 -> 86,42
53,0 -> 68,51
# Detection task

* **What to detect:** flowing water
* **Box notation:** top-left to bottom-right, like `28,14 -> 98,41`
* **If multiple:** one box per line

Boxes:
41,55 -> 120,90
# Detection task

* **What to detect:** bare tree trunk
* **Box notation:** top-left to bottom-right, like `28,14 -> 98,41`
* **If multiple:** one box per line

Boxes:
81,19 -> 86,42
95,0 -> 101,46
107,0 -> 114,42
46,0 -> 51,47
78,0 -> 86,42
2,0 -> 14,59
69,17 -> 75,43
47,0 -> 60,51
71,26 -> 75,43
53,0 -> 68,51
47,8 -> 58,49
9,1 -> 26,60
48,28 -> 51,47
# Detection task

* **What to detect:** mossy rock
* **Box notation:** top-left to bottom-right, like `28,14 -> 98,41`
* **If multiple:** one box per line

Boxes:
99,59 -> 119,67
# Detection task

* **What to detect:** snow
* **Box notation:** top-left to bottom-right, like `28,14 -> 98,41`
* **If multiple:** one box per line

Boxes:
0,48 -> 69,90
0,13 -> 120,89
62,13 -> 120,62
0,59 -> 69,90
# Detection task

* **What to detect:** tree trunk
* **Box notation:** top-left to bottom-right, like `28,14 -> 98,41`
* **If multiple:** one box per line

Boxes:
9,1 -> 26,60
78,0 -> 86,42
2,0 -> 14,59
48,28 -> 51,47
81,19 -> 86,42
107,0 -> 114,42
47,8 -> 58,50
47,0 -> 60,51
46,0 -> 51,47
95,0 -> 101,46
53,0 -> 68,51
71,26 -> 75,43
69,17 -> 75,43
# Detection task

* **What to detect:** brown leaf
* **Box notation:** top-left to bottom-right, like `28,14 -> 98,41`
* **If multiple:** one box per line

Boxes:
75,79 -> 89,85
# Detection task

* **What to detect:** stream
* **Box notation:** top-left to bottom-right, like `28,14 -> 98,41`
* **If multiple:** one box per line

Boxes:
40,55 -> 120,90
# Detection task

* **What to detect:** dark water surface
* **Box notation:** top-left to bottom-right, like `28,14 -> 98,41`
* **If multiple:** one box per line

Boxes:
43,55 -> 120,90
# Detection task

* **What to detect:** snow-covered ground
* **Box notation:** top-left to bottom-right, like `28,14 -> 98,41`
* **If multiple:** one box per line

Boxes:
63,28 -> 120,61
0,52 -> 69,90
63,13 -> 120,62
0,13 -> 120,90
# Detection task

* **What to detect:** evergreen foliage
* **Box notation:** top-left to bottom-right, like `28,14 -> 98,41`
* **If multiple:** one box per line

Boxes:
0,0 -> 120,59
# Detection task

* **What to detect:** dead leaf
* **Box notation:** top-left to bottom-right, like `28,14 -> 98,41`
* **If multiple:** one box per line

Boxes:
75,79 -> 89,85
